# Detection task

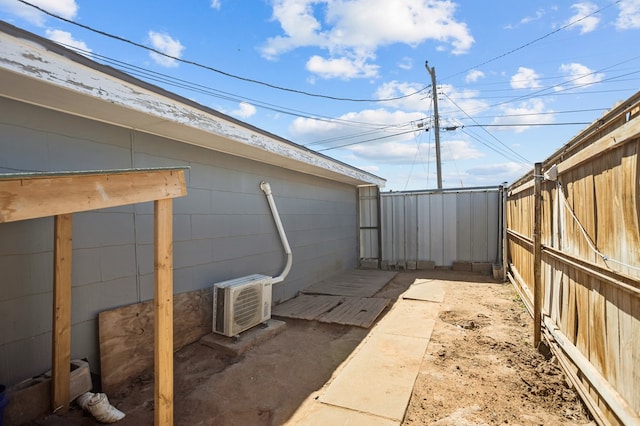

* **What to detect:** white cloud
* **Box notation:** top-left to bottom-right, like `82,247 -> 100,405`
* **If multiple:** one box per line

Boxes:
616,0 -> 640,29
510,67 -> 541,89
520,9 -> 545,24
437,84 -> 489,117
230,102 -> 257,118
493,98 -> 554,133
306,55 -> 379,79
347,139 -> 482,164
371,81 -> 487,119
0,0 -> 78,26
45,29 -> 91,53
467,162 -> 528,177
566,2 -> 600,34
210,0 -> 221,10
289,108 -> 425,146
465,162 -> 530,185
558,62 -> 604,89
465,70 -> 485,83
398,57 -> 413,71
261,0 -> 474,79
148,31 -> 185,68
373,80 -> 429,110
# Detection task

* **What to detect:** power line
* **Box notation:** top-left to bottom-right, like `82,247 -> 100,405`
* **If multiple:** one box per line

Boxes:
442,92 -> 531,164
318,128 -> 422,151
441,0 -> 621,82
17,0 -> 428,103
464,122 -> 590,128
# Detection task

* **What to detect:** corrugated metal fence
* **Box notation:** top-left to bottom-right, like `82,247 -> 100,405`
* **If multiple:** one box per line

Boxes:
506,91 -> 640,425
372,186 -> 505,270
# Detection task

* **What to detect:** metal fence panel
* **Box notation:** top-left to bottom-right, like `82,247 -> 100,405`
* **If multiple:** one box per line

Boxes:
380,187 -> 502,268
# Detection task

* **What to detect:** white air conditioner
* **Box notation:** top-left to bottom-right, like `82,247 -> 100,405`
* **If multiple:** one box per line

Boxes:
213,274 -> 273,337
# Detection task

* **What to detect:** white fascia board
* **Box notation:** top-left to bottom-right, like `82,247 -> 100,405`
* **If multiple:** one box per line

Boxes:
0,25 -> 385,187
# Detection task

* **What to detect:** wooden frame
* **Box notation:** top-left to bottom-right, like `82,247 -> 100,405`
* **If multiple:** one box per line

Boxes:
0,168 -> 187,425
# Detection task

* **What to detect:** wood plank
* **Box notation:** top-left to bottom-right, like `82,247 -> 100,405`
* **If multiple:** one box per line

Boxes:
154,199 -> 173,426
618,290 -> 639,413
575,270 -> 590,357
303,270 -> 397,297
557,114 -> 640,175
52,214 -> 72,413
566,271 -> 578,344
631,294 -> 640,414
533,163 -> 542,348
0,168 -> 187,223
317,297 -> 390,328
588,277 -> 608,379
604,284 -> 620,399
272,295 -> 344,320
559,262 -> 570,338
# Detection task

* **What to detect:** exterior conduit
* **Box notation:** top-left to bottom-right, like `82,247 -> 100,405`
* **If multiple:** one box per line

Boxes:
260,181 -> 292,284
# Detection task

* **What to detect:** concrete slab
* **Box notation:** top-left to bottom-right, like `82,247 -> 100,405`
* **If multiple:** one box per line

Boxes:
286,399 -> 399,426
199,319 -> 286,356
319,332 -> 430,421
373,300 -> 438,339
401,279 -> 446,303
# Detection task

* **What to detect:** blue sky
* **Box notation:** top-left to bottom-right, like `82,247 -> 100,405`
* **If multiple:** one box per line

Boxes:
1,0 -> 639,190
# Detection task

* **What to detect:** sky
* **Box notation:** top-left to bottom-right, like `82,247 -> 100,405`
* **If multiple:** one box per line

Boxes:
1,0 -> 639,190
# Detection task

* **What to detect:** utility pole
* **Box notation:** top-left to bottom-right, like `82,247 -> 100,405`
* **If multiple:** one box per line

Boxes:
425,61 -> 442,189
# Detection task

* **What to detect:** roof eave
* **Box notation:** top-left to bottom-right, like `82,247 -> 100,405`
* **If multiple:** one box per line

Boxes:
0,22 -> 385,188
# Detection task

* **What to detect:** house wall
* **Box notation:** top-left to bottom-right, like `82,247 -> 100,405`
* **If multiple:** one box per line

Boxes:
0,97 -> 359,386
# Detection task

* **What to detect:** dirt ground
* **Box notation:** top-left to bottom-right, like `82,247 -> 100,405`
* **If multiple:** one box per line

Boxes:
28,270 -> 593,425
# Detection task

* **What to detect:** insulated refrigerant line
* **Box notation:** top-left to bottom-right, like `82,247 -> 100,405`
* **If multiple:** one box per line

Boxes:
260,181 -> 292,283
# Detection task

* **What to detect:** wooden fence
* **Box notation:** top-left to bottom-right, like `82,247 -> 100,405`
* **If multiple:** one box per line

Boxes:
506,91 -> 640,426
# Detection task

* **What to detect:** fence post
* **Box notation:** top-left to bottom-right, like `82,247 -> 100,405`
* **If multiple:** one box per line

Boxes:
533,162 -> 542,348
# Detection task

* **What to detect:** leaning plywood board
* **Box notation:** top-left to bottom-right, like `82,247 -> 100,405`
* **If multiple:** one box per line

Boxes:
99,287 -> 211,394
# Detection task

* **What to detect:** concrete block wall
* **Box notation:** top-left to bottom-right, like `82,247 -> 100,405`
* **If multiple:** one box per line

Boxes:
0,97 -> 359,386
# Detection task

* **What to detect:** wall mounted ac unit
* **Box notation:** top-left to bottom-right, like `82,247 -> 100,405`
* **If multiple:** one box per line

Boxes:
213,274 -> 273,337
212,182 -> 292,338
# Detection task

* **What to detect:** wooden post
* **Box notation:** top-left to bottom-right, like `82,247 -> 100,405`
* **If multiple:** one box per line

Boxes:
52,214 -> 72,412
154,199 -> 174,425
533,163 -> 542,348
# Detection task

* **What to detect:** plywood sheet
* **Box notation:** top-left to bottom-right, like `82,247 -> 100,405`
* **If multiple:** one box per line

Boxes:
272,295 -> 345,320
99,287 -> 212,393
317,297 -> 390,328
303,270 -> 397,297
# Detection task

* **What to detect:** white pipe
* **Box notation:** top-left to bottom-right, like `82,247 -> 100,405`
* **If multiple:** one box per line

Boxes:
260,181 -> 292,283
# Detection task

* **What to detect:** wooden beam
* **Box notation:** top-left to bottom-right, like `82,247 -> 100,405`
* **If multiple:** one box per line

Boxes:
533,163 -> 542,348
0,168 -> 187,223
154,199 -> 174,426
555,107 -> 640,174
52,214 -> 72,413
